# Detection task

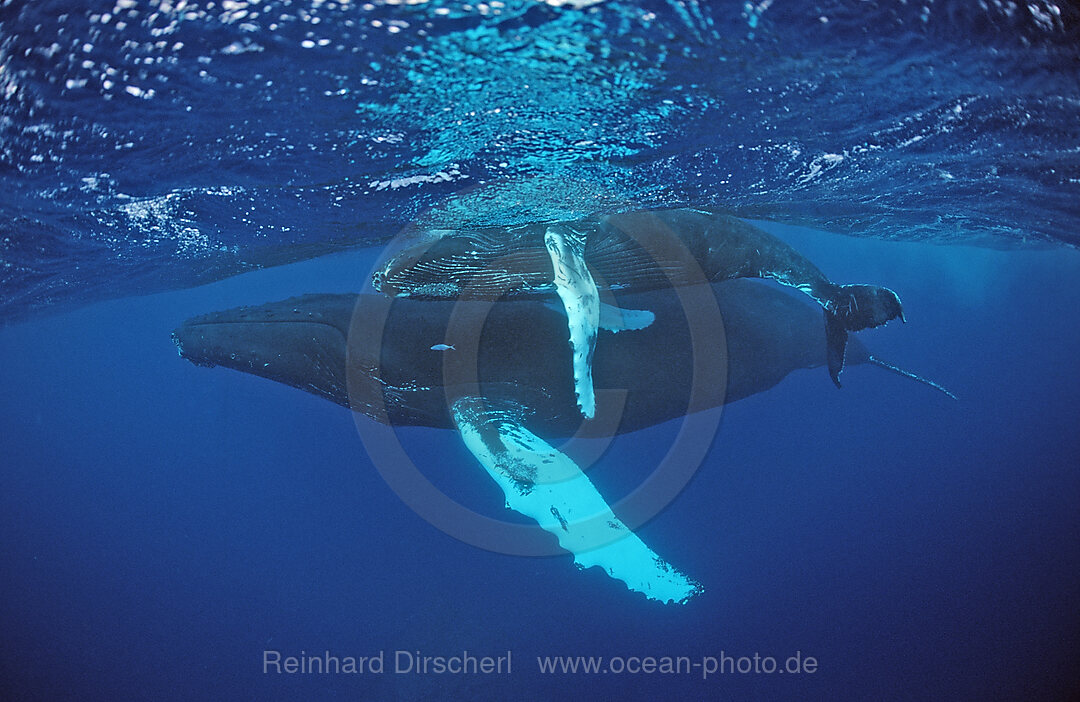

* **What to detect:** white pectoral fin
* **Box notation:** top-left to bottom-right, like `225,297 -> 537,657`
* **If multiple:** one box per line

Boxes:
545,300 -> 655,334
545,225 -> 599,419
451,397 -> 702,605
599,302 -> 655,333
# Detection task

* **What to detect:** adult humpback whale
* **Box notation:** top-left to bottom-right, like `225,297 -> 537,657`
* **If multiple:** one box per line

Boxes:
173,280 -> 950,603
373,209 -> 905,413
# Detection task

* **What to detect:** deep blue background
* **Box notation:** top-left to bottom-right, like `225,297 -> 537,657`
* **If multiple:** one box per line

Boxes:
2,223 -> 1078,700
2,0 -> 1079,698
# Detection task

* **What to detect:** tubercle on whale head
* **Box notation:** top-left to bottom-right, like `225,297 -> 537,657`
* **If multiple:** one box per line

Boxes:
371,254 -> 413,297
370,268 -> 387,293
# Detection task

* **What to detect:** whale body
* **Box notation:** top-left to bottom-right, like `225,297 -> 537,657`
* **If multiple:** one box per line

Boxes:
173,279 -> 949,604
174,280 -> 868,437
373,209 -> 906,390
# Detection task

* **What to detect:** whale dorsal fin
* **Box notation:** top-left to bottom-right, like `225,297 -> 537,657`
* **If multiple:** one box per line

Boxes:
451,396 -> 702,605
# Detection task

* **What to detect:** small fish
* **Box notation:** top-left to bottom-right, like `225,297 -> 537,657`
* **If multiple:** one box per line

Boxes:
429,343 -> 455,351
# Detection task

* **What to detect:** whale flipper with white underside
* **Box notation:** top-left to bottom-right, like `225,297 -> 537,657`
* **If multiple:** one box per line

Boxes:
599,301 -> 654,333
543,300 -> 655,334
545,225 -> 601,419
451,396 -> 701,605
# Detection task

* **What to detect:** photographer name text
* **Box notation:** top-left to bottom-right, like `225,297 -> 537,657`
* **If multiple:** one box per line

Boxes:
263,649 -> 511,675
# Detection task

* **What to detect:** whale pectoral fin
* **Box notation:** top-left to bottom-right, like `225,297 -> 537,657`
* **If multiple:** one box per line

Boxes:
825,310 -> 848,388
545,225 -> 600,419
545,300 -> 654,334
451,397 -> 702,605
599,302 -> 655,333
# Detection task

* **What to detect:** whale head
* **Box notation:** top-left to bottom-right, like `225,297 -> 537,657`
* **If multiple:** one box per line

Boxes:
373,227 -> 554,299
172,294 -> 357,407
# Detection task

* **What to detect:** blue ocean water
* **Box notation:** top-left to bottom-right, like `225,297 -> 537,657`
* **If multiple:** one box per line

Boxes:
2,1 -> 1079,700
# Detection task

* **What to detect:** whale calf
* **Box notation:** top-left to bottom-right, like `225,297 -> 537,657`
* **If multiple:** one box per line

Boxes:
373,209 -> 906,393
173,280 -> 950,603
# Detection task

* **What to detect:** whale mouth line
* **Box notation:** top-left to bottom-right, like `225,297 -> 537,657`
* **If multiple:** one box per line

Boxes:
173,315 -> 352,372
178,313 -> 353,341
182,318 -> 346,332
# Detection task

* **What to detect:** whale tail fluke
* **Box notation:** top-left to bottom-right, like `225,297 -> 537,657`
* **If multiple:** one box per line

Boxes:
834,284 -> 905,331
825,284 -> 906,387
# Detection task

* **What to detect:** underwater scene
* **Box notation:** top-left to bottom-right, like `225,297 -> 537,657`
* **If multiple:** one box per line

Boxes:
2,1 -> 1078,700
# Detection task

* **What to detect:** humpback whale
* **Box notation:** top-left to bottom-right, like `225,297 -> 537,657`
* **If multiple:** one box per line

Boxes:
373,209 -> 905,401
173,280 -> 950,603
